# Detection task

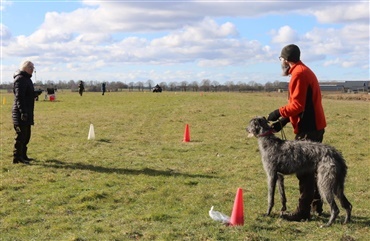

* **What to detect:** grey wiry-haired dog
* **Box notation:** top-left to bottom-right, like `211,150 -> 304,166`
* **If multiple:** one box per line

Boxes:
246,116 -> 352,227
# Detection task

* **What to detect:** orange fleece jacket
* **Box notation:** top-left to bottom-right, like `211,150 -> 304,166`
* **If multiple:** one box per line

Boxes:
279,61 -> 326,134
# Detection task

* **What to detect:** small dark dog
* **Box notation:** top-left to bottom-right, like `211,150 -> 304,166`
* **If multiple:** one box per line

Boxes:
246,116 -> 352,227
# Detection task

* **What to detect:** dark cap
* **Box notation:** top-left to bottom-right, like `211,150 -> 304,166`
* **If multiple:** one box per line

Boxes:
280,44 -> 300,62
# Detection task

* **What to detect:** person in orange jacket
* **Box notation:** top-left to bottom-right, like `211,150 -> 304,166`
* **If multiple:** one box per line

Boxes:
267,44 -> 326,222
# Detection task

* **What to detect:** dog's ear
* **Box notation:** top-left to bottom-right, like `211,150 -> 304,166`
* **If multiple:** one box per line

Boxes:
260,116 -> 268,123
258,117 -> 270,129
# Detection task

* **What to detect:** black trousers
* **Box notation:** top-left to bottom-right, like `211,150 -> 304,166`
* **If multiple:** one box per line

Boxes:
294,129 -> 325,213
13,125 -> 31,159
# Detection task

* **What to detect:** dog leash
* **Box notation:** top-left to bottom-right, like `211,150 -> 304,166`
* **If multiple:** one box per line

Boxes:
271,120 -> 287,140
280,126 -> 287,140
276,120 -> 287,140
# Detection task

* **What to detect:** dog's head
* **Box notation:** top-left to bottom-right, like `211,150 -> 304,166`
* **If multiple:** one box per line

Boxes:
246,116 -> 271,138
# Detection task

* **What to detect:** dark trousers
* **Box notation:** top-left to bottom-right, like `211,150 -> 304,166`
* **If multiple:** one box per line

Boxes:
13,125 -> 31,159
294,129 -> 325,214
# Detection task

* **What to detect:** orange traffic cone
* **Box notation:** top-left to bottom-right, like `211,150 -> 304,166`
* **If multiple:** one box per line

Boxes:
183,124 -> 190,142
229,188 -> 244,226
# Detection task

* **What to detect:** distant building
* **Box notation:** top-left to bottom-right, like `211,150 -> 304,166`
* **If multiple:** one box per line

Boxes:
320,81 -> 369,92
277,82 -> 289,92
319,82 -> 345,92
343,81 -> 369,92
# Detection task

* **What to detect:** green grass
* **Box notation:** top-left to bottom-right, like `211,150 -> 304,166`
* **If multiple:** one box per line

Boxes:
1,91 -> 369,240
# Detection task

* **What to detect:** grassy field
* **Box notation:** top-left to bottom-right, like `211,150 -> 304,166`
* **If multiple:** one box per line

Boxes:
0,91 -> 369,241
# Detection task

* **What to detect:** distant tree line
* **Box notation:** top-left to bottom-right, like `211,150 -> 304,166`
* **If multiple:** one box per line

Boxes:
0,79 -> 287,93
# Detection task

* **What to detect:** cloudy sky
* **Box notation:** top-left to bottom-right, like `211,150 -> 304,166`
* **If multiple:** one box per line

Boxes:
1,0 -> 369,85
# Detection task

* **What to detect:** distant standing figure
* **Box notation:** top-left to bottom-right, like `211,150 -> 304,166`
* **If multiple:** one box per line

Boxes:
78,81 -> 85,96
102,82 -> 106,95
12,60 -> 36,164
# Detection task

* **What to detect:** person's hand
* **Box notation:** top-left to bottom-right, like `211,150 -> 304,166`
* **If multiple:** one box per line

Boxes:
271,117 -> 289,132
271,121 -> 283,132
21,113 -> 28,121
267,109 -> 281,122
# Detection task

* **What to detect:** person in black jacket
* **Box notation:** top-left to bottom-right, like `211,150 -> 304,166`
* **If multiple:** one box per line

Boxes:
12,60 -> 36,164
101,82 -> 106,95
78,81 -> 85,96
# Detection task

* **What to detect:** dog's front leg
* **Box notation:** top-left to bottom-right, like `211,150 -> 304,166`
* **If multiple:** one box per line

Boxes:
266,173 -> 278,216
277,173 -> 287,213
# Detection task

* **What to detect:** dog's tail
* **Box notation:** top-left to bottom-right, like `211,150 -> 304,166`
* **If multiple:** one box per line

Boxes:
332,151 -> 348,196
316,150 -> 348,201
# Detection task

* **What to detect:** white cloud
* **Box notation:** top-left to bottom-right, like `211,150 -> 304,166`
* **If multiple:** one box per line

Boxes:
311,3 -> 369,24
29,28 -> 74,44
1,1 -> 369,83
271,25 -> 299,44
300,23 -> 369,66
0,0 -> 12,11
41,9 -> 103,34
5,17 -> 258,68
77,1 -> 369,33
323,57 -> 358,69
150,18 -> 238,49
0,24 -> 12,41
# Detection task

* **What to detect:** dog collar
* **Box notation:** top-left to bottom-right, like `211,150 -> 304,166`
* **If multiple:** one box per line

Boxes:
258,129 -> 275,137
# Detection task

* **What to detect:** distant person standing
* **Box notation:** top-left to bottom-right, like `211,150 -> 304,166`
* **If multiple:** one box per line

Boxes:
78,81 -> 85,96
101,82 -> 106,95
12,60 -> 36,164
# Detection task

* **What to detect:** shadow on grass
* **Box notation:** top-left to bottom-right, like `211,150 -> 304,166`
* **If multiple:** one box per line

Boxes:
39,159 -> 216,179
252,212 -> 370,229
350,215 -> 370,228
317,212 -> 370,228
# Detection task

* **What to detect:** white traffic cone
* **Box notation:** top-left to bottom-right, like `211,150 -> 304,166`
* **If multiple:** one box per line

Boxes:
88,124 -> 95,140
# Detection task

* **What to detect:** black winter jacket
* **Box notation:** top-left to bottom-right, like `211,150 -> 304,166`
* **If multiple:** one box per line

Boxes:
12,70 -> 35,125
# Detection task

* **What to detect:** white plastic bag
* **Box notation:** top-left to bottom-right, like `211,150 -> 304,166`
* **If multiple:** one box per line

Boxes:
209,206 -> 230,224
